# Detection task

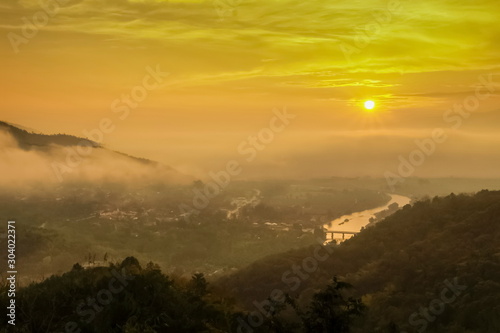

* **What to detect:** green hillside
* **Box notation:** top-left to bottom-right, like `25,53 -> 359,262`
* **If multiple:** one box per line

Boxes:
216,190 -> 500,333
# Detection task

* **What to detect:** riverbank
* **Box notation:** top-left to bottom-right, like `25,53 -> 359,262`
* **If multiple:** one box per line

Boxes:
323,194 -> 412,239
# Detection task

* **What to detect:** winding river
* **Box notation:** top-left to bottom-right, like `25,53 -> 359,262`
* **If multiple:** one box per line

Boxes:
323,194 -> 412,236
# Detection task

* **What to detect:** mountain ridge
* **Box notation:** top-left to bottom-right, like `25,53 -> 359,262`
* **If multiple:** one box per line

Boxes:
0,120 -> 100,150
0,120 -> 191,184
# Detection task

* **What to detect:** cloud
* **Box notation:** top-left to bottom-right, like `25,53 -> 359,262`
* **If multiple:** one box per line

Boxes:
2,0 -> 499,79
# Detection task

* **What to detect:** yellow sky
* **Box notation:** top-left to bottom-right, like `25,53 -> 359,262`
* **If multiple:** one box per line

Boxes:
1,0 -> 500,179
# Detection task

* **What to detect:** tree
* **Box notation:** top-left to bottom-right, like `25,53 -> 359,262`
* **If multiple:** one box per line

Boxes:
301,277 -> 365,333
264,277 -> 365,333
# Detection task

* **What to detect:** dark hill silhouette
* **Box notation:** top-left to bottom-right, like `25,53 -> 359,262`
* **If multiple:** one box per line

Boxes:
215,190 -> 500,332
0,120 -> 180,167
0,120 -> 99,150
0,120 -> 191,182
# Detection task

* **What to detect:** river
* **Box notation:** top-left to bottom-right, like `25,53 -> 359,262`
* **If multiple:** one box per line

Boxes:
323,194 -> 412,239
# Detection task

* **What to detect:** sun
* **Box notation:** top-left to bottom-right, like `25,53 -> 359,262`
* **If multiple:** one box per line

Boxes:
364,100 -> 375,111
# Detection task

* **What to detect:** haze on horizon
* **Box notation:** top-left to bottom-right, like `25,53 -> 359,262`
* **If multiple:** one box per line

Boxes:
1,0 -> 500,180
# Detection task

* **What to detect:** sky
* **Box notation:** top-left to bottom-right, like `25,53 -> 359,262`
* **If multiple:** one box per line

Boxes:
1,0 -> 500,180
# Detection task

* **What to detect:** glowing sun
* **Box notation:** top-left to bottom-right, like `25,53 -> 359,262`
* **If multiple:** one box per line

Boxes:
364,100 -> 376,110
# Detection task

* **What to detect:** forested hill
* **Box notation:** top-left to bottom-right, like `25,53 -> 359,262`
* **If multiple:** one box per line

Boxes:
216,190 -> 500,333
2,191 -> 499,332
0,121 -> 99,150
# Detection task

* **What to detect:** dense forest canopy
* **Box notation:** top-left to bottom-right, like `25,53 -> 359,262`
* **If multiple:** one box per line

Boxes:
217,190 -> 500,333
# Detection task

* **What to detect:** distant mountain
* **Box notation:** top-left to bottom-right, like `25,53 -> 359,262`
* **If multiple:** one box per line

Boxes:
0,120 -> 192,184
0,121 -> 99,150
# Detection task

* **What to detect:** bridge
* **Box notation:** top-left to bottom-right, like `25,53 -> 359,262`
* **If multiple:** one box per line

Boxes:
325,230 -> 359,240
